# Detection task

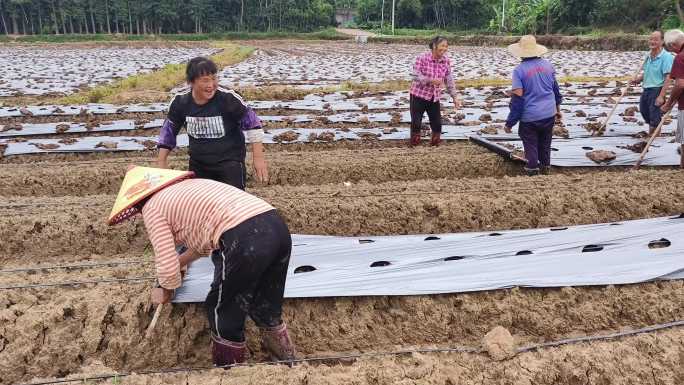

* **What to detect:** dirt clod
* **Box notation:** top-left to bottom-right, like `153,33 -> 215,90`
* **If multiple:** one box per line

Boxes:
482,326 -> 516,361
95,141 -> 118,149
586,150 -> 617,163
55,124 -> 70,134
273,130 -> 300,143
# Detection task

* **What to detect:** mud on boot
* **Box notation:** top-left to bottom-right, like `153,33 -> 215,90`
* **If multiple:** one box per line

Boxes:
260,323 -> 296,364
409,132 -> 421,147
430,131 -> 442,147
540,166 -> 551,175
211,333 -> 247,368
524,167 -> 540,176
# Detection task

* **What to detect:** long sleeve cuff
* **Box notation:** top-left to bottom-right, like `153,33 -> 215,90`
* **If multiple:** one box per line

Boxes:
553,81 -> 563,106
506,95 -> 525,128
157,119 -> 177,150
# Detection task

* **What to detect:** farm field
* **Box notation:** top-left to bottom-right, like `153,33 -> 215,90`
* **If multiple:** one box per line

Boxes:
1,39 -> 683,385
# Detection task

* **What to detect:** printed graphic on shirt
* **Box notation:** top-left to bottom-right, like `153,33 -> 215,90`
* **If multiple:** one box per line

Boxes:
186,116 -> 225,139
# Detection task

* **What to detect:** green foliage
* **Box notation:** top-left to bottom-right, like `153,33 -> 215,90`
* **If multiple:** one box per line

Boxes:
0,0 -> 341,35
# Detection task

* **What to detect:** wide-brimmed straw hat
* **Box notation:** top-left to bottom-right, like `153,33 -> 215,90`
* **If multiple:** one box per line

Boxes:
508,35 -> 548,58
108,166 -> 194,225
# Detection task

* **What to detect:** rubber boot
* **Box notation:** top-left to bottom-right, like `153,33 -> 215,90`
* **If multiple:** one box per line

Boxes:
409,132 -> 421,147
260,323 -> 296,363
211,333 -> 247,368
524,167 -> 540,176
430,131 -> 442,147
540,166 -> 551,175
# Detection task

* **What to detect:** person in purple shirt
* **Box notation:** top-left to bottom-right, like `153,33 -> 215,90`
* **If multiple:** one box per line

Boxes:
156,57 -> 268,190
504,36 -> 563,176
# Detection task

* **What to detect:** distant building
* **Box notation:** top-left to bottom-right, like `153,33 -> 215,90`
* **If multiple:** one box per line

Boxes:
335,8 -> 357,26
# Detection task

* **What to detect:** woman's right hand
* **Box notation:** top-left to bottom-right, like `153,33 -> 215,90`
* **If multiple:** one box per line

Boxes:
431,79 -> 443,87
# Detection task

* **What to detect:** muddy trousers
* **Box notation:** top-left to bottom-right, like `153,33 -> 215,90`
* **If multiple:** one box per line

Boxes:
205,210 -> 292,343
189,158 -> 246,191
518,116 -> 554,170
410,94 -> 442,134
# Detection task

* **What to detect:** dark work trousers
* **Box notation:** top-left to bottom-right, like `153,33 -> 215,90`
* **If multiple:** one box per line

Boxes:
410,94 -> 442,134
205,210 -> 292,343
518,116 -> 555,170
189,158 -> 246,191
639,87 -> 664,130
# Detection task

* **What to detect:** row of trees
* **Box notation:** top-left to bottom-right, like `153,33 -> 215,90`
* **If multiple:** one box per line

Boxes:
356,0 -> 684,34
0,0 -> 339,35
0,0 -> 683,35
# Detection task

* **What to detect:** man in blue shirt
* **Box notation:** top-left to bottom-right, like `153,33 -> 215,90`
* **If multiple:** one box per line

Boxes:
631,31 -> 674,134
505,35 -> 562,176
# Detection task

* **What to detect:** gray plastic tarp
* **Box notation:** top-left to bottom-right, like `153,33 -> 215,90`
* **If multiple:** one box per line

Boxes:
173,215 -> 684,302
470,136 -> 682,167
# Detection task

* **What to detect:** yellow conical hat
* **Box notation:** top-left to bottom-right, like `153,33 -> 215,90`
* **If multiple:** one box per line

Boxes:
108,166 -> 194,225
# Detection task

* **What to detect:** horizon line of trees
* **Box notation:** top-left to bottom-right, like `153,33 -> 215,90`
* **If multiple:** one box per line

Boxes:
355,0 -> 684,35
0,0 -> 342,35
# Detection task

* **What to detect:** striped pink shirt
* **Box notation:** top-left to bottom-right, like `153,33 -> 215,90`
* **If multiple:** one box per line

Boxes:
142,179 -> 274,289
410,51 -> 457,102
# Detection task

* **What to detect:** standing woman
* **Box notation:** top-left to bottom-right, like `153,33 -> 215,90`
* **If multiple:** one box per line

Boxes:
108,166 -> 295,366
504,35 -> 563,176
156,57 -> 268,190
409,36 -> 462,147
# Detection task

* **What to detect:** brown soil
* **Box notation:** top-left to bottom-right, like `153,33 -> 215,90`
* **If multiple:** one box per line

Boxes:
1,170 -> 683,263
1,271 -> 682,385
0,142 -> 519,197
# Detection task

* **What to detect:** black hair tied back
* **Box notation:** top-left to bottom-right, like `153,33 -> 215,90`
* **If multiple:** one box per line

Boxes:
429,36 -> 448,50
186,57 -> 218,83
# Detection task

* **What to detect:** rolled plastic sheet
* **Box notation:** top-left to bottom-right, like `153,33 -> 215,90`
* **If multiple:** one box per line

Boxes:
470,135 -> 682,167
173,215 -> 684,301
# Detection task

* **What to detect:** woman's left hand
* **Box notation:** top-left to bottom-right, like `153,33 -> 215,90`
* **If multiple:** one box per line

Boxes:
253,156 -> 269,184
452,97 -> 462,110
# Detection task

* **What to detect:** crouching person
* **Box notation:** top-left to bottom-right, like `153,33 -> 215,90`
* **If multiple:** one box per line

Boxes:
108,166 -> 295,366
504,35 -> 563,176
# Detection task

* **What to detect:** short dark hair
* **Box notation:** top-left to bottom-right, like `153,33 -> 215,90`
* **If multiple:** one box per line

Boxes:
186,57 -> 218,83
429,36 -> 448,50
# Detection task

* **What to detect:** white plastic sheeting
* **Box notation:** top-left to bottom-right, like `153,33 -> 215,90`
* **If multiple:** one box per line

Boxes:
0,47 -> 217,96
0,103 -> 168,118
173,215 -> 684,301
0,120 -> 135,137
472,136 -> 682,167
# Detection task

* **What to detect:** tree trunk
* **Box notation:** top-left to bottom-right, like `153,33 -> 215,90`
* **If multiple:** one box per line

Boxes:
142,18 -> 147,34
239,0 -> 244,31
105,0 -> 111,34
545,0 -> 551,35
51,0 -> 59,34
58,1 -> 66,34
69,15 -> 74,34
37,5 -> 43,34
11,14 -> 17,34
677,0 -> 684,24
89,1 -> 96,33
136,18 -> 139,34
114,8 -> 119,33
127,1 -> 132,34
0,0 -> 7,35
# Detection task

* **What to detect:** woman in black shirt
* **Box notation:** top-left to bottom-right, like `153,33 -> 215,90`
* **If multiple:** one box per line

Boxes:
156,57 -> 268,189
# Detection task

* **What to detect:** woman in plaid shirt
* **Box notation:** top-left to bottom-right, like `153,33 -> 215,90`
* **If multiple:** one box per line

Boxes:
409,36 -> 462,147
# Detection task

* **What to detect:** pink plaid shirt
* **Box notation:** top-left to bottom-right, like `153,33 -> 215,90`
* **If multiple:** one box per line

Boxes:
410,52 -> 456,102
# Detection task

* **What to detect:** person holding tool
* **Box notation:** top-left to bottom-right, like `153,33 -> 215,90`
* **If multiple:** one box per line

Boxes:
156,57 -> 268,189
409,36 -> 462,147
661,29 -> 684,169
504,35 -> 563,176
631,31 -> 674,136
108,166 -> 295,366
